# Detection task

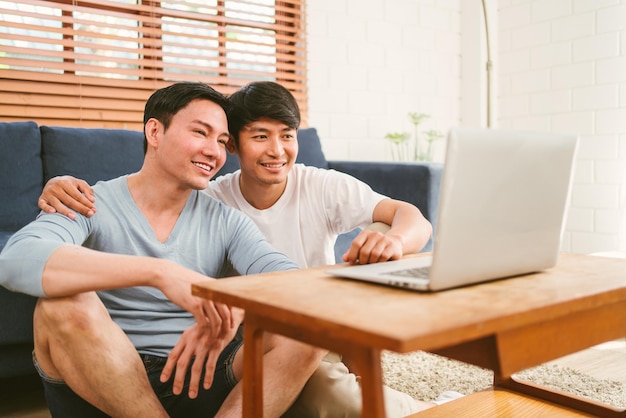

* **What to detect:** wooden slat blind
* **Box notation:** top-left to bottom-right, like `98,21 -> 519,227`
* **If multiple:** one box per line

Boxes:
0,0 -> 307,129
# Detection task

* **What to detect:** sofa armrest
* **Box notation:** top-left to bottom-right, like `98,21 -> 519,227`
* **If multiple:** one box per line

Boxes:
328,160 -> 443,251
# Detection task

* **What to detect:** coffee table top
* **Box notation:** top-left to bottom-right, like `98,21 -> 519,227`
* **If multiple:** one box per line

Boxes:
193,253 -> 626,353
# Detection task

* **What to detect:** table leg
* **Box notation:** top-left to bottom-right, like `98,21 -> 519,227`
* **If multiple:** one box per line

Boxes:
347,346 -> 386,418
243,314 -> 265,417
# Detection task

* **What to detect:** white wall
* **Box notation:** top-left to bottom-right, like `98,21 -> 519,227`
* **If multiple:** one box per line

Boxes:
307,0 -> 626,255
496,0 -> 626,253
306,0 -> 463,162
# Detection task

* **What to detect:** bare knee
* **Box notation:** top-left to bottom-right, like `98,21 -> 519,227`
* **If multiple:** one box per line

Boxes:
35,292 -> 110,337
33,293 -> 111,379
266,334 -> 328,369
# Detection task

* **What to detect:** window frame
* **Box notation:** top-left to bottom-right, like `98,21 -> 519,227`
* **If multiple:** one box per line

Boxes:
0,0 -> 307,129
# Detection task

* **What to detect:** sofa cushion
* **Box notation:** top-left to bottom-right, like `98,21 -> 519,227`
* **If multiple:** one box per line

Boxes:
0,121 -> 43,233
296,127 -> 328,169
41,126 -> 144,185
219,149 -> 241,175
215,127 -> 329,177
0,287 -> 36,345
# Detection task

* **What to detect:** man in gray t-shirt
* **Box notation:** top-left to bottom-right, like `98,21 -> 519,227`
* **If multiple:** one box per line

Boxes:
0,82 -> 322,418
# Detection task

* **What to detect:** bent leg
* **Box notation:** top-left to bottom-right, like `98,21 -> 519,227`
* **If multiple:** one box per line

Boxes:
283,353 -> 435,418
215,333 -> 327,418
34,293 -> 168,418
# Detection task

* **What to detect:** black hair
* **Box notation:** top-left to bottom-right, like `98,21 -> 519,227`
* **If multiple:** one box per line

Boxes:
142,82 -> 231,153
227,81 -> 301,148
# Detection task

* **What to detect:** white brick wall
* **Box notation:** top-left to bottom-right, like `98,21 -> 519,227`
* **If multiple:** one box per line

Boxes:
307,0 -> 626,254
307,0 -> 462,162
497,0 -> 626,253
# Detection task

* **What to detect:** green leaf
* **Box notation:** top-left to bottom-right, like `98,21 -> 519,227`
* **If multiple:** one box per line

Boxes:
384,132 -> 410,145
408,112 -> 429,126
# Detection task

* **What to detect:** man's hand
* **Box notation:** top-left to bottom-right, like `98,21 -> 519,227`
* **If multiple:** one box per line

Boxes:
342,229 -> 404,265
161,306 -> 244,398
154,265 -> 231,339
151,263 -> 244,398
38,175 -> 96,220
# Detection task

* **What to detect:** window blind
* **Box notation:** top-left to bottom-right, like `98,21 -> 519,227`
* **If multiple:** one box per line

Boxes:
0,0 -> 307,129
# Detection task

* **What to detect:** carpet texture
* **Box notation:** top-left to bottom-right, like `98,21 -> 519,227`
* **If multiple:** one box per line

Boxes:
382,351 -> 626,409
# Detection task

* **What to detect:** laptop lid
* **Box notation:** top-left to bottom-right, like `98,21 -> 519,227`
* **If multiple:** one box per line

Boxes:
327,127 -> 579,292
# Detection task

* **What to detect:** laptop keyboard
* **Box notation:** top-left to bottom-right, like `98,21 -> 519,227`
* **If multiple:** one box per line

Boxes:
388,266 -> 431,279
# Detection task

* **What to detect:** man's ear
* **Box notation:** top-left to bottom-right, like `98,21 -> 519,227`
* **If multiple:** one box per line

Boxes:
225,136 -> 238,154
144,118 -> 161,149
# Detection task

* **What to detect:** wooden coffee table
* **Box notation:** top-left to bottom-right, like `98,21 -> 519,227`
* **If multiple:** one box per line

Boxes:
193,253 -> 626,417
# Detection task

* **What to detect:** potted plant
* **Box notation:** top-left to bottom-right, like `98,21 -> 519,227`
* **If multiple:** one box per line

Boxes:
385,112 -> 444,162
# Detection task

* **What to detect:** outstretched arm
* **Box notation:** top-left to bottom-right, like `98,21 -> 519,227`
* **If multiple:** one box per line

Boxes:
343,198 -> 432,265
43,245 -> 232,335
38,175 -> 97,219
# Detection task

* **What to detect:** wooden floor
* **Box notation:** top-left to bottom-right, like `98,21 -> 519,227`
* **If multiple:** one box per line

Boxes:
1,339 -> 625,417
544,339 -> 626,384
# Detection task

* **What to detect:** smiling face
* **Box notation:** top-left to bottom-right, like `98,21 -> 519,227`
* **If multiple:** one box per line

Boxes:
233,117 -> 298,191
147,98 -> 230,191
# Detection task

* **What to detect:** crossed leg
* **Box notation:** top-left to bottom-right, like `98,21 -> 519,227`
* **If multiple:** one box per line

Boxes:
215,336 -> 435,418
284,353 -> 435,418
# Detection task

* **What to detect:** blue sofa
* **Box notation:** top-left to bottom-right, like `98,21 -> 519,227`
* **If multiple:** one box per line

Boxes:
0,121 -> 443,378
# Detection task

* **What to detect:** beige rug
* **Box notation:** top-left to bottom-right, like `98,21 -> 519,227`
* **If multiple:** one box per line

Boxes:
382,351 -> 626,409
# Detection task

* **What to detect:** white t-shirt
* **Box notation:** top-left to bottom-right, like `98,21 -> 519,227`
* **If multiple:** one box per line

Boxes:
206,164 -> 386,268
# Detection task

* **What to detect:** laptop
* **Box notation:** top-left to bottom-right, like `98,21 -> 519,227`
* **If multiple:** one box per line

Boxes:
327,127 -> 579,291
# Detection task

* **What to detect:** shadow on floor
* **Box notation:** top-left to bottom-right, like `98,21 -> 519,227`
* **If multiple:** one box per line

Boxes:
0,373 -> 50,418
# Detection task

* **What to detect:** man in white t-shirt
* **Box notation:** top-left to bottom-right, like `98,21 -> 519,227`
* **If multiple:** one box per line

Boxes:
212,84 -> 432,270
38,82 -> 459,417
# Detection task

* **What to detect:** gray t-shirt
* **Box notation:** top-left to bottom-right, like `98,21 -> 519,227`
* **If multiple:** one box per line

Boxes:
0,176 -> 297,356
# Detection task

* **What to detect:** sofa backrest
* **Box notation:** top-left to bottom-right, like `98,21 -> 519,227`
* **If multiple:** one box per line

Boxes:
0,121 -> 43,235
215,127 -> 329,176
41,126 -> 144,185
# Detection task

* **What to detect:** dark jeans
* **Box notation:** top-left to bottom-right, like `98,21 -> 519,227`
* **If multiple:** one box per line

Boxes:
34,331 -> 243,418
